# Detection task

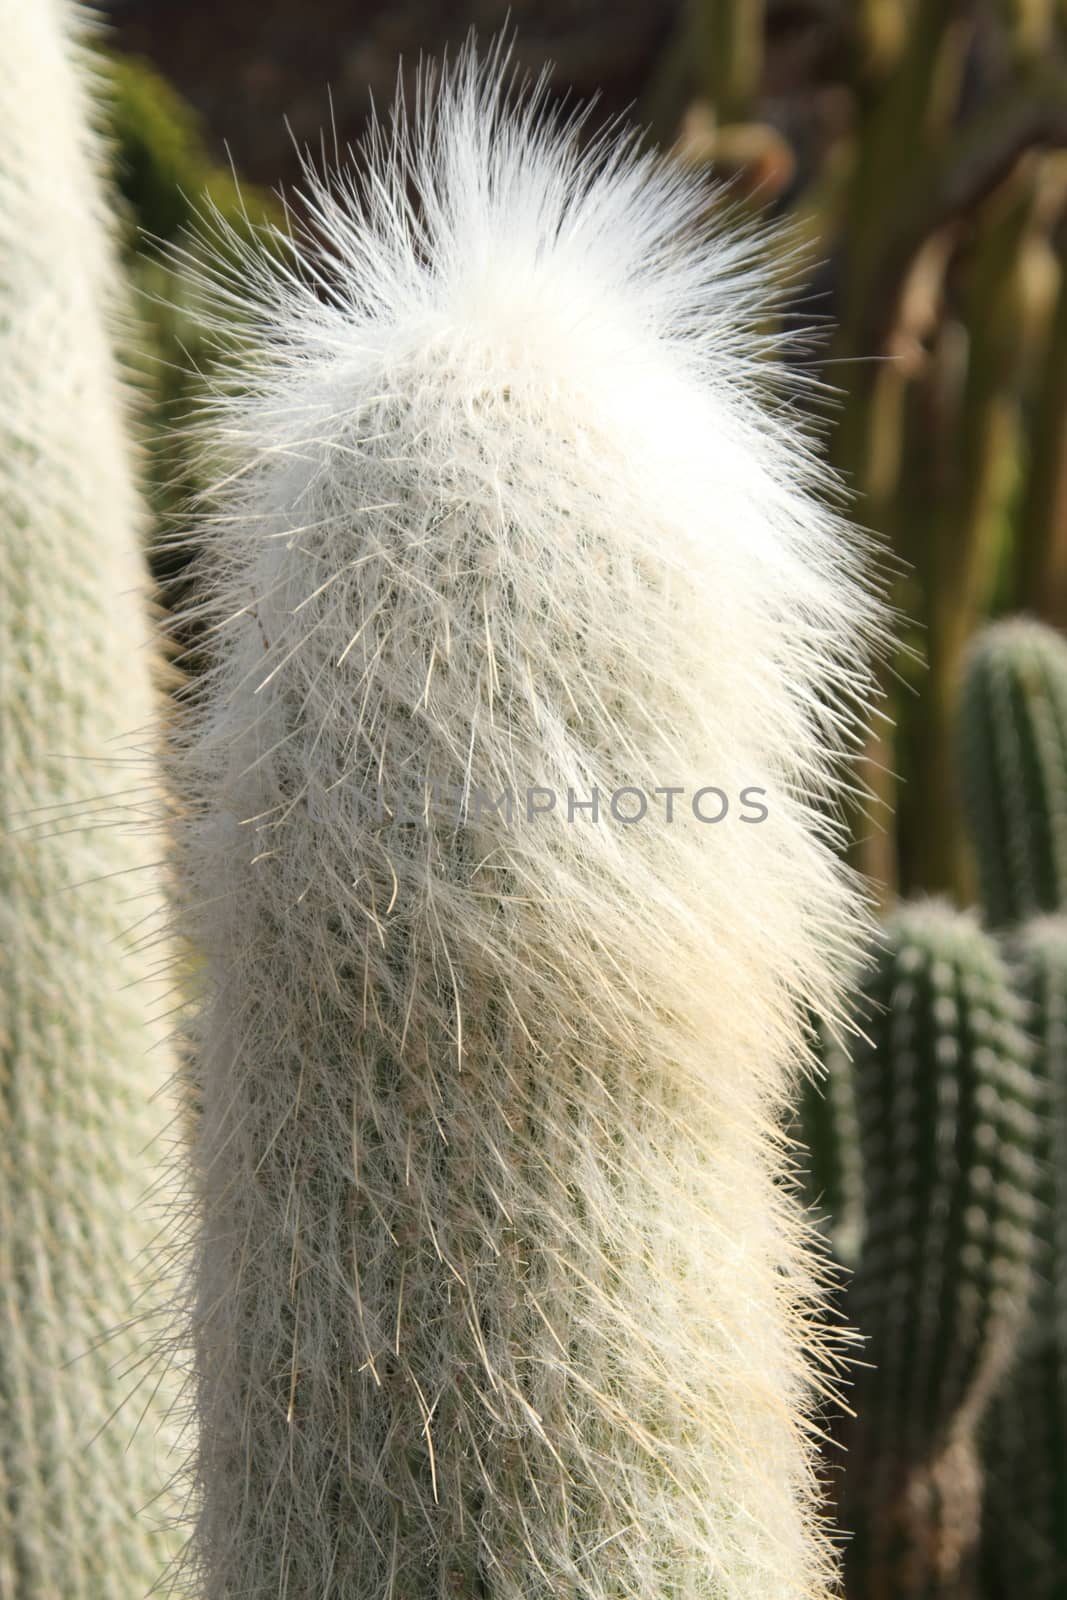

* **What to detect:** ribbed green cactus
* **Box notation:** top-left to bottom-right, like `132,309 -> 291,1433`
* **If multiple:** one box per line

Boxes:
959,617 -> 1067,928
0,2 -> 178,1593
796,1019 -> 865,1268
837,901 -> 1041,1600
984,915 -> 1067,1600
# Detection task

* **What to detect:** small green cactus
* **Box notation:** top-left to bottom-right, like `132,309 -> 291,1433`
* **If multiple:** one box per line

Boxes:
958,617 -> 1067,928
984,915 -> 1067,1600
837,901 -> 1041,1599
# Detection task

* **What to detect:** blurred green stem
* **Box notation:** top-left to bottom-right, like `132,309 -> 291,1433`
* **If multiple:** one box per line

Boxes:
835,4 -> 967,899
1017,245 -> 1067,625
910,176 -> 1035,897
641,0 -> 764,144
689,0 -> 764,125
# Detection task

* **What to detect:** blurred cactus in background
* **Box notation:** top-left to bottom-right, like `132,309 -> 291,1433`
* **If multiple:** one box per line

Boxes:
96,47 -> 279,579
639,0 -> 1067,909
105,50 -> 221,244
832,904 -> 1040,1600
960,618 -> 1067,929
799,610 -> 1067,1597
796,1018 -> 865,1269
792,601 -> 1067,1600
0,1 -> 178,1593
984,916 -> 1067,1600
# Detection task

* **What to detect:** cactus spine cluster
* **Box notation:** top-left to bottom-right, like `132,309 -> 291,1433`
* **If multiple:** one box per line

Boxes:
836,902 -> 1040,1599
0,1 -> 178,1595
958,617 -> 1067,928
170,50 -> 883,1600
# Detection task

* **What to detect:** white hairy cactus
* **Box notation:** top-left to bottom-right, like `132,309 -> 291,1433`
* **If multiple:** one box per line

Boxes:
172,49 -> 884,1600
0,1 -> 179,1595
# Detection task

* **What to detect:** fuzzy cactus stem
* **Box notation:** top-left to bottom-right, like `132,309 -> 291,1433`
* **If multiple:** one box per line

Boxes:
170,47 -> 884,1600
0,1 -> 179,1593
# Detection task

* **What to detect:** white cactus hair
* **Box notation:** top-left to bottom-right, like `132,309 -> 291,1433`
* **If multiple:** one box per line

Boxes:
170,38 -> 885,1600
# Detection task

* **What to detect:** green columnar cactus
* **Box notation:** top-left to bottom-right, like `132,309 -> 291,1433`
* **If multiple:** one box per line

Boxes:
170,47 -> 884,1600
1017,256 -> 1067,629
796,1020 -> 865,1268
837,902 -> 1041,1599
0,2 -> 178,1594
958,617 -> 1067,928
984,915 -> 1067,1600
908,173 -> 1039,902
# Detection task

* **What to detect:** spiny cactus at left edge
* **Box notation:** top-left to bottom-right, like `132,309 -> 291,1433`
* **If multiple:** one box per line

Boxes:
0,2 -> 179,1594
167,44 -> 886,1600
836,901 -> 1041,1600
983,914 -> 1067,1600
958,616 -> 1067,928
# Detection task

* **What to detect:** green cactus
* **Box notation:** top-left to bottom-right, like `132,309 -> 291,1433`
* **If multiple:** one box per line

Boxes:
1016,252 -> 1067,630
99,48 -> 276,257
837,901 -> 1041,1599
796,1018 -> 865,1268
96,50 -> 279,538
959,616 -> 1067,928
0,2 -> 178,1593
984,915 -> 1067,1600
101,49 -> 211,247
